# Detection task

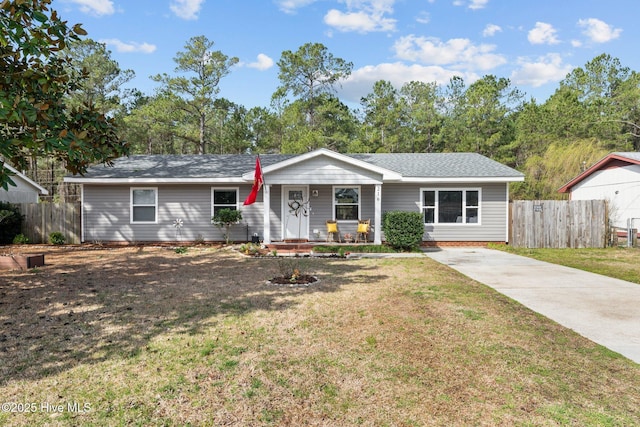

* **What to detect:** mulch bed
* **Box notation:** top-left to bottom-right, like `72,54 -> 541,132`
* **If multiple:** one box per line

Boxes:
267,274 -> 318,286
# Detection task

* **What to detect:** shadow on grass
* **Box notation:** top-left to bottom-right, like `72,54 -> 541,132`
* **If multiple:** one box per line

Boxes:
0,246 -> 387,385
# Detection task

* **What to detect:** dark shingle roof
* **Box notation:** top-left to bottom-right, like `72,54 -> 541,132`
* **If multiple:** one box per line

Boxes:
350,152 -> 523,178
74,151 -> 523,180
79,154 -> 295,179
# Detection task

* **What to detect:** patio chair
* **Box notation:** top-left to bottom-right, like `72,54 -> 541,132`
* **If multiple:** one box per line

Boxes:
355,219 -> 370,243
326,220 -> 341,242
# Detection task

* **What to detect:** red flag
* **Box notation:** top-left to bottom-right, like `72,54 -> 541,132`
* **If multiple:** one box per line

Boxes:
243,156 -> 263,205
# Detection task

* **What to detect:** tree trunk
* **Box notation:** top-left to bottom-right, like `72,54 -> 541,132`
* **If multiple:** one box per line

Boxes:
199,112 -> 206,154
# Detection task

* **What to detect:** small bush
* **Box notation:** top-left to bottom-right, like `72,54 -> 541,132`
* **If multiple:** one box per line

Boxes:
12,233 -> 29,244
0,202 -> 23,244
212,208 -> 243,244
49,231 -> 66,245
239,243 -> 262,256
382,211 -> 425,250
276,257 -> 311,280
174,246 -> 188,254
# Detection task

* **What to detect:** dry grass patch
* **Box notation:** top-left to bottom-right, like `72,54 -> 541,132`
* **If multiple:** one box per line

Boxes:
0,246 -> 638,426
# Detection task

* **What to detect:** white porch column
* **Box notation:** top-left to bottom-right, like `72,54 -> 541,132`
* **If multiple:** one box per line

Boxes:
374,184 -> 382,244
263,184 -> 271,244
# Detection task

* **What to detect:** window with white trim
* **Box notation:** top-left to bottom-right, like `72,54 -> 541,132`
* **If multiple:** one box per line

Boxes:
334,186 -> 360,221
421,188 -> 480,224
131,187 -> 157,223
212,188 -> 239,217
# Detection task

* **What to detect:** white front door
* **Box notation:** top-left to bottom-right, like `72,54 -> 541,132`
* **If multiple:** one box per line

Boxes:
282,186 -> 309,240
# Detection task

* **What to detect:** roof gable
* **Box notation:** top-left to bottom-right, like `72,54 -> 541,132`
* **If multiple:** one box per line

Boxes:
243,148 -> 401,182
2,164 -> 48,195
558,152 -> 640,193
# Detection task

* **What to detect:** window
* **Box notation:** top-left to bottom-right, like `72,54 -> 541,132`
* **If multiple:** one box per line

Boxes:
131,188 -> 157,223
212,188 -> 239,217
334,186 -> 360,221
421,189 -> 480,224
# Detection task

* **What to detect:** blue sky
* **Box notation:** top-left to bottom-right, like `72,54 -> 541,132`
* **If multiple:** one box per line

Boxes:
52,0 -> 638,110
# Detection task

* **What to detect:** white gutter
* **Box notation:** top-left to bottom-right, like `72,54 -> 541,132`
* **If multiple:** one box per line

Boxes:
63,177 -> 247,184
399,176 -> 525,183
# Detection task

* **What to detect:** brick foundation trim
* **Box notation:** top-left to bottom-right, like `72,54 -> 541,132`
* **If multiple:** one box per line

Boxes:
420,241 -> 504,248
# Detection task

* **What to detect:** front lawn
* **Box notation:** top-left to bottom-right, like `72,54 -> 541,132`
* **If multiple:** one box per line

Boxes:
492,244 -> 640,284
0,246 -> 638,426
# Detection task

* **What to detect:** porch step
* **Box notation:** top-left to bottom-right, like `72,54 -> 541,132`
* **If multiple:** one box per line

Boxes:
267,243 -> 314,251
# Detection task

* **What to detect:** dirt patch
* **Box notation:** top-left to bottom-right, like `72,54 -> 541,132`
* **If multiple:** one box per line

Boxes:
1,245 -> 639,426
267,274 -> 318,286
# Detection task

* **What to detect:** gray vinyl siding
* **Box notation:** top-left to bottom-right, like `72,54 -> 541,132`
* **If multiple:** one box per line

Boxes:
380,183 -> 508,242
83,181 -> 509,243
268,185 -> 282,242
0,174 -> 41,203
83,184 -> 260,242
266,157 -> 383,185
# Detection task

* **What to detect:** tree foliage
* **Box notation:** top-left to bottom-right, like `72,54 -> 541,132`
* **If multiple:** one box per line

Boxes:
152,35 -> 239,154
0,0 -> 128,189
116,43 -> 640,201
275,42 -> 353,131
511,139 -> 609,200
66,38 -> 135,116
0,201 -> 22,244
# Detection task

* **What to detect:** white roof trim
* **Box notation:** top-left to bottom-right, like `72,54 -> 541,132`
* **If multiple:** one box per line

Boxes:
64,176 -> 524,184
3,163 -> 49,194
400,176 -> 525,183
242,148 -> 402,181
64,177 -> 247,184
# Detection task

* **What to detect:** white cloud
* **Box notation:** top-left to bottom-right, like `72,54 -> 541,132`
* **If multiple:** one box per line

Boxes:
469,0 -> 489,10
67,0 -> 115,16
324,9 -> 396,33
453,0 -> 489,10
170,0 -> 204,20
339,62 -> 477,104
510,54 -> 573,88
324,0 -> 397,33
244,54 -> 275,70
100,39 -> 157,54
578,18 -> 622,43
528,22 -> 560,45
416,11 -> 430,24
482,24 -> 502,37
276,0 -> 318,14
393,35 -> 506,71
571,39 -> 582,48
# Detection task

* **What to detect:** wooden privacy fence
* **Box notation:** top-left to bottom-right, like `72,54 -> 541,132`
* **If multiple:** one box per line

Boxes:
15,202 -> 81,244
510,200 -> 608,248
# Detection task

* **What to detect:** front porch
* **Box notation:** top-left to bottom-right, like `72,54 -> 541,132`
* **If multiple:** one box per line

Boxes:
243,149 -> 400,246
260,183 -> 383,245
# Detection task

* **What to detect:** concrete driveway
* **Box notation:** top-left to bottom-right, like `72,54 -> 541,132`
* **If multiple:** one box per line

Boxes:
423,247 -> 640,365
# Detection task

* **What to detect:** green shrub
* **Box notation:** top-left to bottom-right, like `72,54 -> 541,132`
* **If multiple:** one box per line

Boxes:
212,208 -> 243,244
0,202 -> 23,244
239,243 -> 261,256
382,211 -> 425,250
12,233 -> 29,244
49,231 -> 66,245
